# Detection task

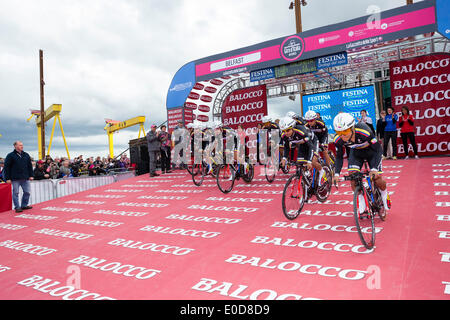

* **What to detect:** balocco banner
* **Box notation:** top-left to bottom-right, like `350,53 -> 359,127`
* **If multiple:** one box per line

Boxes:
389,53 -> 450,156
221,85 -> 267,132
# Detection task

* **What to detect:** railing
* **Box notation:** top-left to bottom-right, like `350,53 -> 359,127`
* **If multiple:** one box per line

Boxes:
13,170 -> 135,207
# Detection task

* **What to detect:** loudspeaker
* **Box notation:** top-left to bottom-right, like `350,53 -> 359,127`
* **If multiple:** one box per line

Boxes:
129,138 -> 150,175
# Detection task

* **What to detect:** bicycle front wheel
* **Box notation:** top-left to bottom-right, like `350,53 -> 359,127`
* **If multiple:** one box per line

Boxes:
216,164 -> 235,194
282,173 -> 306,220
192,163 -> 205,186
265,158 -> 276,183
242,164 -> 254,183
353,186 -> 375,250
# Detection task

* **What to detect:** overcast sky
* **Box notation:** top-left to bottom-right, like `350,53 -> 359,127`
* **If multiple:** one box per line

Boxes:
0,0 -> 412,159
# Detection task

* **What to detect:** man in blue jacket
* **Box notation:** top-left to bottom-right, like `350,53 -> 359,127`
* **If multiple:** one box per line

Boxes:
382,107 -> 398,160
3,141 -> 34,213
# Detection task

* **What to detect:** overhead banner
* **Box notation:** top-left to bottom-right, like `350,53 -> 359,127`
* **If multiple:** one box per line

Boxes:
191,1 -> 437,81
221,85 -> 267,131
389,53 -> 450,156
302,85 -> 376,134
250,67 -> 275,82
316,52 -> 348,70
436,0 -> 450,40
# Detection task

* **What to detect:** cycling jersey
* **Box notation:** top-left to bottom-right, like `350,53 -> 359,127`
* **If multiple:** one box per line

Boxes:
333,122 -> 382,175
281,125 -> 317,163
306,119 -> 329,145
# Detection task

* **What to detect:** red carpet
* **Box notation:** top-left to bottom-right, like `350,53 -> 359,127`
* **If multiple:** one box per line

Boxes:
0,156 -> 449,300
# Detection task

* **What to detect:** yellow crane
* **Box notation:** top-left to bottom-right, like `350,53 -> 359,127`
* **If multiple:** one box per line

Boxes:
104,116 -> 146,158
27,104 -> 70,159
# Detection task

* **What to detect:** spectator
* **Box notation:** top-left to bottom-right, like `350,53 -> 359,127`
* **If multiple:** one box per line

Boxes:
159,125 -> 172,174
358,110 -> 375,134
34,160 -> 50,180
383,106 -> 398,160
146,124 -> 161,177
3,141 -> 34,213
0,158 -> 5,182
376,110 -> 386,145
399,106 -> 419,159
60,160 -> 71,178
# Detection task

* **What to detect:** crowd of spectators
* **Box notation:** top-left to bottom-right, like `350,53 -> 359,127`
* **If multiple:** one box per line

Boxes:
0,153 -> 131,182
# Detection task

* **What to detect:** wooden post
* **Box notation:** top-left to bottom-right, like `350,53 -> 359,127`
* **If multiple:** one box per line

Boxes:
39,50 -> 45,160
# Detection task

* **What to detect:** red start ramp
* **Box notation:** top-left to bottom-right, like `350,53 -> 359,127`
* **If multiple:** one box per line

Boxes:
0,156 -> 449,300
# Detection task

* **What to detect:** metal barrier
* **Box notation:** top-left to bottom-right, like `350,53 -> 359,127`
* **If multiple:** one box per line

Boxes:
13,171 -> 135,207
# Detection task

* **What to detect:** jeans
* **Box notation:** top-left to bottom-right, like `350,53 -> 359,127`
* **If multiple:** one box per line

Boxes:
12,179 -> 31,209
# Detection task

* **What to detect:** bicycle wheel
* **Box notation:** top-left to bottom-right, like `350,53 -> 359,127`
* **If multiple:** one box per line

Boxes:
282,173 -> 306,220
315,166 -> 332,203
216,164 -> 235,194
186,163 -> 194,175
353,186 -> 376,250
265,158 -> 276,183
242,164 -> 254,183
192,163 -> 205,186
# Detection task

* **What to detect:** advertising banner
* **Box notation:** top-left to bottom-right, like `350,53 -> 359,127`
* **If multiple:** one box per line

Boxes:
250,67 -> 275,82
192,1 -> 437,81
221,85 -> 267,131
316,52 -> 348,70
389,53 -> 450,156
302,85 -> 377,134
167,107 -> 184,133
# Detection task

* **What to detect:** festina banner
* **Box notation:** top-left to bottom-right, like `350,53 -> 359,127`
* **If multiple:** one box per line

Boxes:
221,85 -> 267,131
389,53 -> 450,156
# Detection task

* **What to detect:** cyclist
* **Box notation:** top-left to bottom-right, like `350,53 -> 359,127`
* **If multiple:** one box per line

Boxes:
279,117 -> 327,187
304,110 -> 332,168
332,112 -> 391,213
286,111 -> 307,126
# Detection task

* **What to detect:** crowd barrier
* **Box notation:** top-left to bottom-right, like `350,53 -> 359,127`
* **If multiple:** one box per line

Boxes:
12,171 -> 135,207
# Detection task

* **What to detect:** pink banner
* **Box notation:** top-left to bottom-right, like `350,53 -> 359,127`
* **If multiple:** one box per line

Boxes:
389,54 -> 450,156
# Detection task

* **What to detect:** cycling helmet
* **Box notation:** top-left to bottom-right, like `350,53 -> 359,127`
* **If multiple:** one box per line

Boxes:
186,123 -> 195,129
279,117 -> 296,131
304,110 -> 317,121
333,112 -> 355,132
262,115 -> 272,123
286,111 -> 297,119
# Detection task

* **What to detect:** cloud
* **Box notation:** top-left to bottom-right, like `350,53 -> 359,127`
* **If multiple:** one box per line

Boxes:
0,0 -> 413,159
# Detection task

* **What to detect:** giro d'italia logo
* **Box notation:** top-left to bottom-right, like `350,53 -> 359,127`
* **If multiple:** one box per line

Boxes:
280,35 -> 305,61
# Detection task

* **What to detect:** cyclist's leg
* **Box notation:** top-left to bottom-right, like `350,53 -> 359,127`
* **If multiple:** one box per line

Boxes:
368,146 -> 390,210
349,149 -> 368,214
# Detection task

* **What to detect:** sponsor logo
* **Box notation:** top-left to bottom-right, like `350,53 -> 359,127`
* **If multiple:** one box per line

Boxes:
225,254 -> 368,281
93,209 -> 149,217
192,277 -> 319,300
14,214 -> 58,221
116,202 -> 169,208
42,207 -> 83,212
250,236 -> 373,254
140,225 -> 221,239
66,218 -> 123,228
68,255 -> 161,280
17,275 -> 115,300
0,240 -> 57,256
86,195 -> 125,199
107,238 -> 195,256
280,36 -> 304,61
187,204 -> 258,213
0,223 -> 27,230
169,81 -> 193,92
270,221 -> 383,234
65,200 -> 105,205
166,214 -> 241,225
34,228 -> 94,240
